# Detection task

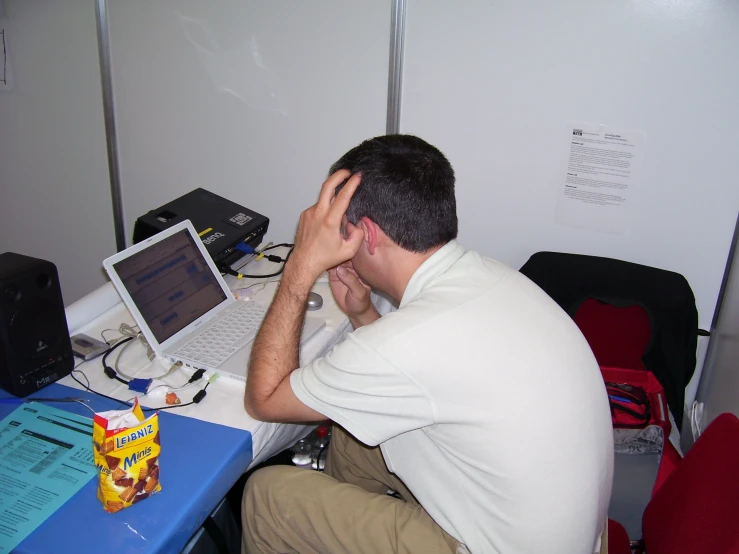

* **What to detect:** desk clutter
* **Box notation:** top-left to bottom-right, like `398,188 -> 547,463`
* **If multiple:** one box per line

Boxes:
0,226 -> 341,552
0,189 -> 331,554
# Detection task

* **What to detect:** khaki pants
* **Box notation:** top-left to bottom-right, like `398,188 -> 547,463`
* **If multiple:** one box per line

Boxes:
241,425 -> 461,554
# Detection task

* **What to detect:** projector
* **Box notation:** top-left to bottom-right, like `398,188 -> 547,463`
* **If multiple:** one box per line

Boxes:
132,188 -> 269,268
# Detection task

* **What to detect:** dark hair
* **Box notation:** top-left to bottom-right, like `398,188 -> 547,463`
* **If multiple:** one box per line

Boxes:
330,134 -> 458,253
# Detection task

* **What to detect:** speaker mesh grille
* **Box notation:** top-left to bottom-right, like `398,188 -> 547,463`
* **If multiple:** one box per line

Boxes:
8,297 -> 66,359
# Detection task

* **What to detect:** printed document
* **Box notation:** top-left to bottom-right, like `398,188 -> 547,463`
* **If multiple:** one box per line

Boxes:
0,403 -> 96,552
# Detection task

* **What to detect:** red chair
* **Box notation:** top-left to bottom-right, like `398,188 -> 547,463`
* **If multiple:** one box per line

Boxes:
608,412 -> 739,553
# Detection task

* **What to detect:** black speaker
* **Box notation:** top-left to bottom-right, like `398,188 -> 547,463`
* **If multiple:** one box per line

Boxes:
0,253 -> 74,396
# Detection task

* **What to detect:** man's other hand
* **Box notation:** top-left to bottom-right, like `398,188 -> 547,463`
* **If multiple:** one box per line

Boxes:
329,261 -> 374,320
289,170 -> 364,282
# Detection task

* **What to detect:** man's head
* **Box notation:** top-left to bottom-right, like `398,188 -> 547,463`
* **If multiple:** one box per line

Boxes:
330,134 -> 458,253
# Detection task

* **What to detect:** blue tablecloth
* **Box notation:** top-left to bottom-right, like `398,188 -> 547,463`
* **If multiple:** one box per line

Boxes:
0,383 -> 252,554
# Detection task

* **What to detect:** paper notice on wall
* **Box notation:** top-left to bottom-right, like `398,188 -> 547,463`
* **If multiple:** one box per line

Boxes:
555,122 -> 646,234
0,22 -> 13,92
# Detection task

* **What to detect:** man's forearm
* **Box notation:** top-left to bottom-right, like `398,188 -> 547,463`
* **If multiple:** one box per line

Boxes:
244,265 -> 313,412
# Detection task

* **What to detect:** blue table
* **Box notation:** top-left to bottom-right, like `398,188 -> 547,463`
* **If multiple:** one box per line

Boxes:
0,383 -> 253,554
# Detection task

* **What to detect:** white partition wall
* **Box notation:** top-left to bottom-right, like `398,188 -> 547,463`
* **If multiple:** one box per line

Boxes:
0,0 -> 116,305
107,0 -> 391,246
401,0 -> 739,329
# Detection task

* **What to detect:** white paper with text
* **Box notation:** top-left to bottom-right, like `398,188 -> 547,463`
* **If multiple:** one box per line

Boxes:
555,122 -> 646,234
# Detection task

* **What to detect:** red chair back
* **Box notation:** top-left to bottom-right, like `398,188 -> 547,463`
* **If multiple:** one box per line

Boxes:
573,298 -> 651,371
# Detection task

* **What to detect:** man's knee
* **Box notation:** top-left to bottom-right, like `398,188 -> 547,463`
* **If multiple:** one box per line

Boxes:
243,465 -> 298,512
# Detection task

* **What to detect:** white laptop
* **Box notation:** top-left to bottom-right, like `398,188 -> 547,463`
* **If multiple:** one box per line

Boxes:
102,219 -> 325,382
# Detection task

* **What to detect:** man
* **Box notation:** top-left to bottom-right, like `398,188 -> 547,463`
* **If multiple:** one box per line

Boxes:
243,135 -> 614,554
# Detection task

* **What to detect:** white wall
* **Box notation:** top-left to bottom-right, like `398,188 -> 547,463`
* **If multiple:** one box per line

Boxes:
0,0 -> 115,305
696,219 -> 739,430
107,0 -> 391,247
2,0 -> 738,331
401,0 -> 739,330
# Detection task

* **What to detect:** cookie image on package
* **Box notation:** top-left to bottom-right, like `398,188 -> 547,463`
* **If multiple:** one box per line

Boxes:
132,492 -> 150,504
107,500 -> 125,513
144,478 -> 159,494
119,486 -> 137,503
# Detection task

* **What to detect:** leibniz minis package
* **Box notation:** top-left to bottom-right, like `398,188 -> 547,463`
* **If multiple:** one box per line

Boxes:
93,399 -> 162,513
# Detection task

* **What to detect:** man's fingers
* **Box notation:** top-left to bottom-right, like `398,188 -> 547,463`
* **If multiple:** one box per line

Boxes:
318,169 -> 352,207
340,222 -> 364,259
329,173 -> 362,220
337,264 -> 369,297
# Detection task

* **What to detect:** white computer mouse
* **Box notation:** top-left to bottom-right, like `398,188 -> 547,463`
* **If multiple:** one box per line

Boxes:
307,291 -> 323,311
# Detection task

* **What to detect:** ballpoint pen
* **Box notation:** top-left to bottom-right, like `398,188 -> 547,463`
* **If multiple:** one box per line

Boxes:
0,397 -> 88,404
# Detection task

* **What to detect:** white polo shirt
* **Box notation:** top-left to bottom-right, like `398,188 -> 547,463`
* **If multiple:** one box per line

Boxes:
291,240 -> 613,554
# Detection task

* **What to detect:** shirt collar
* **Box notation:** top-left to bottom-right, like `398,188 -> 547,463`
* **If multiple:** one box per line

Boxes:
399,240 -> 466,308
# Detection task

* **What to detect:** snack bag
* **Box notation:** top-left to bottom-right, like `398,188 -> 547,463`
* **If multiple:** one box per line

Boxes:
93,399 -> 162,513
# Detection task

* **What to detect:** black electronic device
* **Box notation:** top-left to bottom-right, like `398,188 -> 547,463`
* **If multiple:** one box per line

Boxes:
0,253 -> 75,396
132,188 -> 270,268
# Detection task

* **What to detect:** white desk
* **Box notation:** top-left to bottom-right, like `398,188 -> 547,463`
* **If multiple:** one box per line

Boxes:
61,253 -> 352,468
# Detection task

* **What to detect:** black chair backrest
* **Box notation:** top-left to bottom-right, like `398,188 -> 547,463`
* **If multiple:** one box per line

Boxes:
520,251 -> 699,428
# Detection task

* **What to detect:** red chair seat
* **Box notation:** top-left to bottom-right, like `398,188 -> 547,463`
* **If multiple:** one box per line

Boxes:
609,413 -> 739,554
607,518 -> 632,554
642,413 -> 739,553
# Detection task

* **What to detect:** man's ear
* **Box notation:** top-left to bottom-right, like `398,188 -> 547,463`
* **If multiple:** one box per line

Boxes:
360,217 -> 378,255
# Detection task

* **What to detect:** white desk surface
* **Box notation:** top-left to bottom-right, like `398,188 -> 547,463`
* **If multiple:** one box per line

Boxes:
62,252 -> 352,468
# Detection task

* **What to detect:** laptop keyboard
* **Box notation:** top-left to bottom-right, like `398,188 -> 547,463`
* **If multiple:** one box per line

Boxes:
172,301 -> 267,368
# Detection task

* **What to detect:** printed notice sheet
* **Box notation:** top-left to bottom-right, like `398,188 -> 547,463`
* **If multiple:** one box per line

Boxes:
0,403 -> 96,553
555,122 -> 646,234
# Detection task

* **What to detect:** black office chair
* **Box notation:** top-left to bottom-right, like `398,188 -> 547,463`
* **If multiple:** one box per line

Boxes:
519,251 -> 701,429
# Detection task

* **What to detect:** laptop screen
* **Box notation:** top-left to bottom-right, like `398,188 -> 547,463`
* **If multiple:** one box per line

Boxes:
112,229 -> 227,343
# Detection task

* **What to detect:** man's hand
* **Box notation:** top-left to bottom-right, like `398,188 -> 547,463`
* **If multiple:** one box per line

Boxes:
329,260 -> 379,328
288,170 -> 365,284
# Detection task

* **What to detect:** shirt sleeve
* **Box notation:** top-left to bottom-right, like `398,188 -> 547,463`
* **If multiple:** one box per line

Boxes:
290,331 -> 434,446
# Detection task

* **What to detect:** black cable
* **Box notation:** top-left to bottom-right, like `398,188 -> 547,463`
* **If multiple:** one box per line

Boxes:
313,443 -> 329,472
262,243 -> 294,251
101,337 -> 134,385
102,337 -> 133,368
220,244 -> 295,280
234,245 -> 295,279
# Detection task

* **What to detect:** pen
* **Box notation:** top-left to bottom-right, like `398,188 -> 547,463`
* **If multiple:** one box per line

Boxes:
0,397 -> 86,404
608,394 -> 633,404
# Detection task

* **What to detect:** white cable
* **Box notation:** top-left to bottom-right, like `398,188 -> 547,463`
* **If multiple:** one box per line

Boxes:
113,338 -> 140,380
73,400 -> 96,414
232,278 -> 282,300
